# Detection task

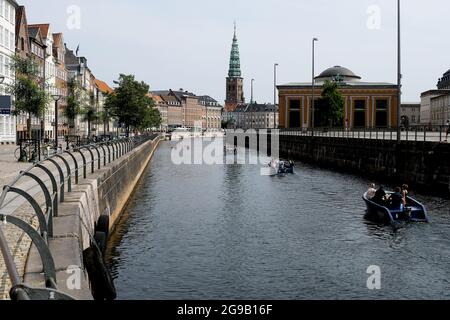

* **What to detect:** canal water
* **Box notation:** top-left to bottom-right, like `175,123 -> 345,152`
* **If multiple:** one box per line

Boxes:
105,139 -> 450,300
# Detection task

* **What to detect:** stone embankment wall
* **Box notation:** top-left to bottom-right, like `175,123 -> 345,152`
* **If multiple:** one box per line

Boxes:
279,135 -> 450,196
0,136 -> 162,299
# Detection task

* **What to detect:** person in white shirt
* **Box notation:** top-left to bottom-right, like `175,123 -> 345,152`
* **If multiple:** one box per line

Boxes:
366,183 -> 377,199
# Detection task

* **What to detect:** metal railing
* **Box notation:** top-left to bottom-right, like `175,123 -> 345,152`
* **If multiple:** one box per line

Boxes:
279,125 -> 449,143
0,133 -> 159,300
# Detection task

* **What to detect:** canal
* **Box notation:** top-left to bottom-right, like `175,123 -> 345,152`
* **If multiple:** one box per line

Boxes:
105,139 -> 450,300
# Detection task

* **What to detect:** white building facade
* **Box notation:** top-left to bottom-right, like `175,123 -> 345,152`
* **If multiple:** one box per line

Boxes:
0,0 -> 17,143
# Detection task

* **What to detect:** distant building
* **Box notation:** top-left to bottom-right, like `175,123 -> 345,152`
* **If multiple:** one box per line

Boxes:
52,32 -> 68,137
420,69 -> 450,126
151,94 -> 168,131
198,95 -> 222,129
278,66 -> 399,129
159,94 -> 182,128
15,5 -> 37,141
65,45 -> 96,136
0,0 -> 18,143
401,103 -> 421,127
153,89 -> 222,130
224,24 -> 244,112
94,79 -> 115,135
430,93 -> 450,126
29,23 -> 56,139
25,24 -> 46,140
437,69 -> 450,89
225,103 -> 278,129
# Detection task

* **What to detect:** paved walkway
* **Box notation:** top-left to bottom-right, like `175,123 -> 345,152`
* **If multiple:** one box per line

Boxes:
0,145 -> 32,187
0,145 -> 99,299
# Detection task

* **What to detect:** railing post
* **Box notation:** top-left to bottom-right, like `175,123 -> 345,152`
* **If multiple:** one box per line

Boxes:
55,155 -> 72,192
36,164 -> 59,218
65,151 -> 79,185
74,149 -> 87,179
45,158 -> 65,203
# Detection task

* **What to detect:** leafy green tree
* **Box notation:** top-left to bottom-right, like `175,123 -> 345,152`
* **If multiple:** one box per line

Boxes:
105,74 -> 160,136
98,108 -> 113,135
316,80 -> 345,127
81,105 -> 98,138
65,77 -> 83,135
8,55 -> 49,139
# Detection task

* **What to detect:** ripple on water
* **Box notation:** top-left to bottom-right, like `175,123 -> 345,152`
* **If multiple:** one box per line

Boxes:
106,140 -> 450,300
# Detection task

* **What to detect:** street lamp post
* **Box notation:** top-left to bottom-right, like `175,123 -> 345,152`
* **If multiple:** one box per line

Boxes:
311,38 -> 318,130
274,63 -> 279,129
52,94 -> 61,150
397,0 -> 402,143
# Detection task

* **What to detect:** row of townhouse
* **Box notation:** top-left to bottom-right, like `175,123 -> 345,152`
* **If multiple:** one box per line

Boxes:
151,89 -> 223,131
0,2 -> 116,144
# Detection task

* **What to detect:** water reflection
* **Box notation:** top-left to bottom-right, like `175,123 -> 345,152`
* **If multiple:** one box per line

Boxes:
106,139 -> 450,300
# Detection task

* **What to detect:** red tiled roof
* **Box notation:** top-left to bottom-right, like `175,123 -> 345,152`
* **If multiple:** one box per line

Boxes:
28,24 -> 50,38
95,79 -> 113,94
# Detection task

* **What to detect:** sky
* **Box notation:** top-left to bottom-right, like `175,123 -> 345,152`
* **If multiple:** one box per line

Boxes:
19,0 -> 450,104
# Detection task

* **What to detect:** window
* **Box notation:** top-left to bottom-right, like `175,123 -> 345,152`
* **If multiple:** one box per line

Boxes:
9,31 -> 13,50
375,99 -> 388,127
4,31 -> 8,50
0,26 -> 3,47
289,99 -> 301,128
9,4 -> 14,22
21,37 -> 24,50
353,100 -> 366,128
4,56 -> 9,78
5,3 -> 9,22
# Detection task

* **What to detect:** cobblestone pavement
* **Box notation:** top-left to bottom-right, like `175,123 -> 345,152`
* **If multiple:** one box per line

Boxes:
0,145 -> 37,299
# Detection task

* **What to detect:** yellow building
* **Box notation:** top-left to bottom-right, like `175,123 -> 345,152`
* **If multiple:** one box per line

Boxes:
278,66 -> 399,129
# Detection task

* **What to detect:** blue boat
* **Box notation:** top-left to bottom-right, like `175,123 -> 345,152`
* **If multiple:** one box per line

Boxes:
362,192 -> 429,225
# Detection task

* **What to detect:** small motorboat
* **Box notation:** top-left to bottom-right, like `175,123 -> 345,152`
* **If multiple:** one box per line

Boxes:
362,192 -> 429,225
268,159 -> 295,175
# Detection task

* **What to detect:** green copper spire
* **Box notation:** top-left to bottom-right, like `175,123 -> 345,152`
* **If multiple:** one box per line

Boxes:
228,22 -> 242,78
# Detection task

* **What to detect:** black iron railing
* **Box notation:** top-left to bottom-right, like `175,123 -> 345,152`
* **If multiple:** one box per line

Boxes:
279,125 -> 449,143
0,133 -> 159,300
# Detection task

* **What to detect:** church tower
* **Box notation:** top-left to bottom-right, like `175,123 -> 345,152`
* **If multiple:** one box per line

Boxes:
225,23 -> 245,112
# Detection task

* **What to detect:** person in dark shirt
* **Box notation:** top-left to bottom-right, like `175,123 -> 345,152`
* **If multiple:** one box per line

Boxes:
372,186 -> 387,205
390,187 -> 404,210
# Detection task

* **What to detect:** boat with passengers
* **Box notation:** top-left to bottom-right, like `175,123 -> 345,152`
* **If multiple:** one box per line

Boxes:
363,191 -> 429,225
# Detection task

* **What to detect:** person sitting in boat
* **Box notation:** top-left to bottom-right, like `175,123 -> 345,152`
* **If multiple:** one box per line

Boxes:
390,187 -> 404,211
401,184 -> 409,206
366,183 -> 377,199
372,186 -> 387,205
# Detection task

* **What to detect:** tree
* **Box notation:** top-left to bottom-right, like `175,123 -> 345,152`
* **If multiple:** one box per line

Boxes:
316,80 -> 345,127
8,55 -> 49,139
139,106 -> 161,131
81,105 -> 98,138
98,109 -> 113,135
105,74 -> 160,136
65,77 -> 83,135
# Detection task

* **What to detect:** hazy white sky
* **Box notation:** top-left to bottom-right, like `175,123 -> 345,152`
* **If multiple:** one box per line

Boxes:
20,0 -> 450,104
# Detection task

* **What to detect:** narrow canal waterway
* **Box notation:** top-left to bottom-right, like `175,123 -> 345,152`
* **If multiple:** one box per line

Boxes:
105,140 -> 450,300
